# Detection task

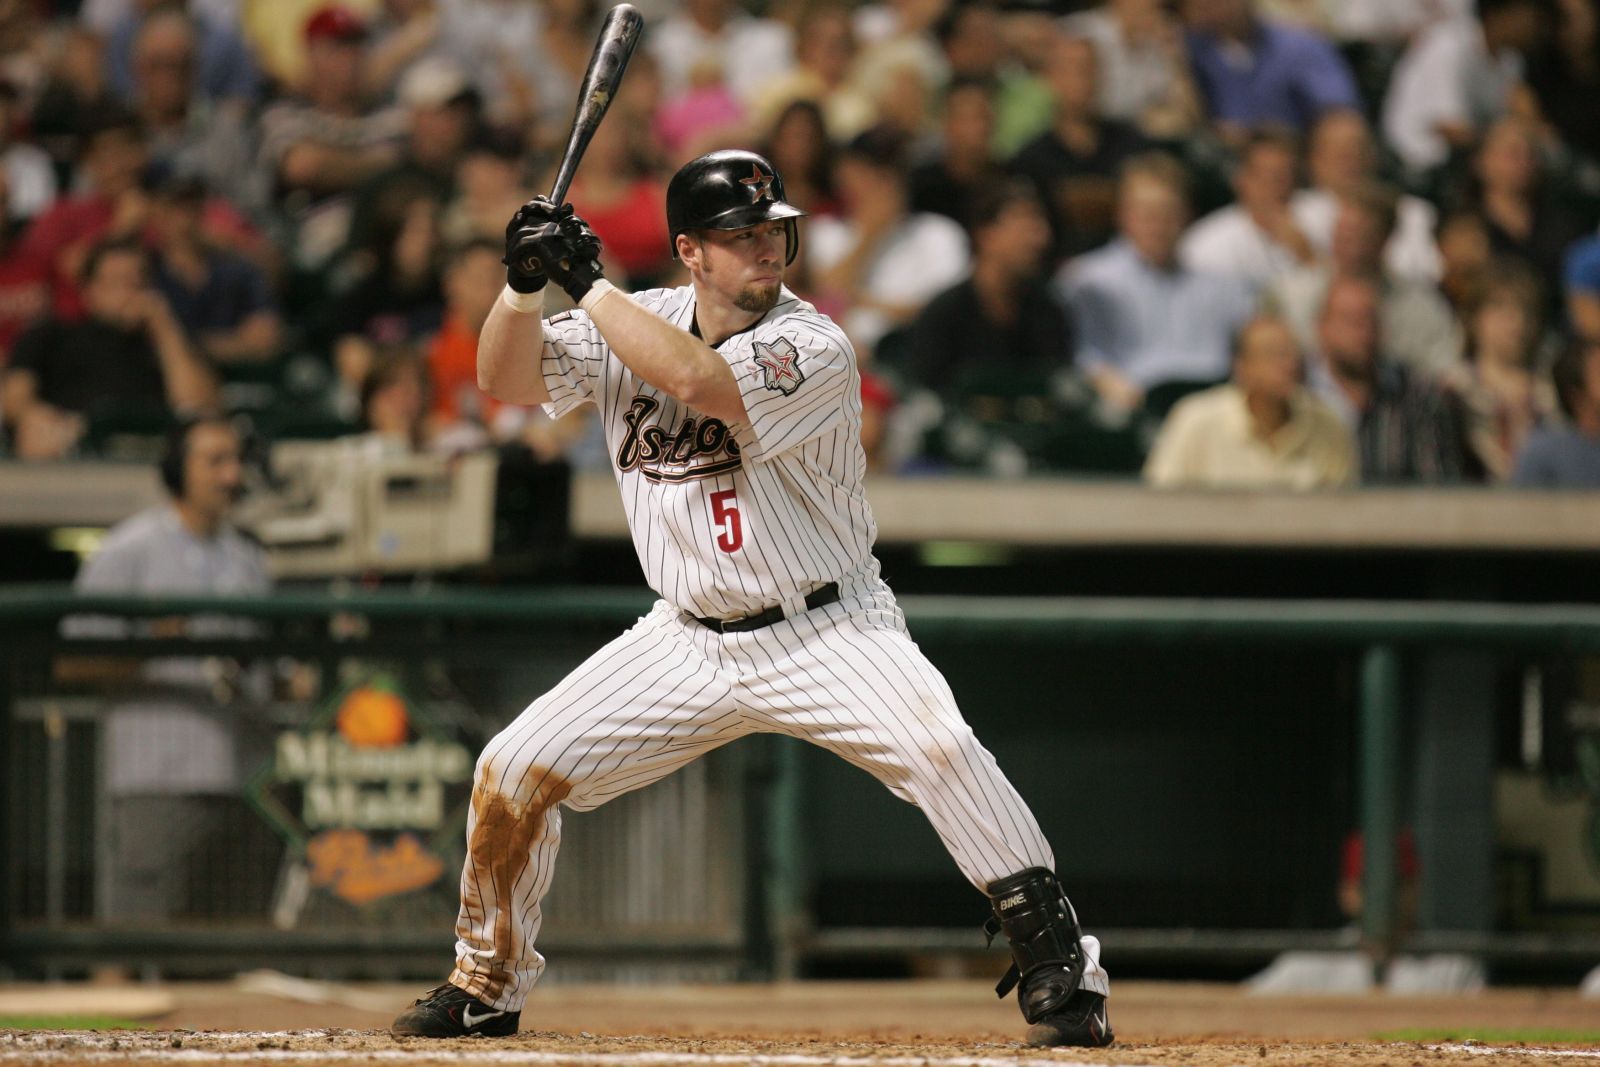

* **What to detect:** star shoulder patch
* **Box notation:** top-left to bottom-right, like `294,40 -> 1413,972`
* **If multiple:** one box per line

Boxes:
753,337 -> 805,396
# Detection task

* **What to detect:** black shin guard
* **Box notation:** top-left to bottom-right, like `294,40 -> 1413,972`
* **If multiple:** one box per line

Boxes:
983,867 -> 1086,1024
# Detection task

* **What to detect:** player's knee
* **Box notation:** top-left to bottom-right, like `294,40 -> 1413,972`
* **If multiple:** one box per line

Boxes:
474,713 -> 591,802
475,730 -> 512,779
473,744 -> 578,818
474,726 -> 537,793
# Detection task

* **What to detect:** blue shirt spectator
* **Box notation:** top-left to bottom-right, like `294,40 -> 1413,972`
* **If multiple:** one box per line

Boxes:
68,415 -> 270,922
1512,426 -> 1600,487
107,6 -> 260,107
1058,154 -> 1256,413
1512,340 -> 1600,487
1065,237 -> 1255,387
147,176 -> 282,365
153,253 -> 275,341
1184,3 -> 1359,134
1563,234 -> 1600,341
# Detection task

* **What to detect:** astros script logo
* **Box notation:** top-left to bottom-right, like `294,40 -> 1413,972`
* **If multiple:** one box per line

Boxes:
740,163 -> 775,203
754,337 -> 804,395
617,395 -> 743,482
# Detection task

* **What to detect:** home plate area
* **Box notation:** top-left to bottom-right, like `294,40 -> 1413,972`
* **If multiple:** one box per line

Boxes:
2,981 -> 1599,1067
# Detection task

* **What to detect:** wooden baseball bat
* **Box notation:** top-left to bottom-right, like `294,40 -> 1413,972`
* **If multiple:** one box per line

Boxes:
518,3 -> 643,273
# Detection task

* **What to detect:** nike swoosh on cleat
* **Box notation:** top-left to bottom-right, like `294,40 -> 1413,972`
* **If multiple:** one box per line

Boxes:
461,1005 -> 506,1029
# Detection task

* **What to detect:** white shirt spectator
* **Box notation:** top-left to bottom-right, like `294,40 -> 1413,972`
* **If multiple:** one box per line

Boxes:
1325,0 -> 1467,42
1291,187 -> 1442,282
853,3 -> 948,99
1268,265 -> 1464,375
69,504 -> 270,795
1381,16 -> 1522,173
809,211 -> 970,355
650,11 -> 794,106
2,142 -> 56,222
436,0 -> 572,127
1061,8 -> 1184,127
438,0 -> 543,79
1179,204 -> 1302,293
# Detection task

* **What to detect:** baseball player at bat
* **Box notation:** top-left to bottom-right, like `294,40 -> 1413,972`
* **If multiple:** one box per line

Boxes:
390,150 -> 1112,1048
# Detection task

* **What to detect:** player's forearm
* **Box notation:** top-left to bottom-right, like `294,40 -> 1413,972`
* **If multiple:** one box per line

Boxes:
479,288 -> 553,405
583,283 -> 746,423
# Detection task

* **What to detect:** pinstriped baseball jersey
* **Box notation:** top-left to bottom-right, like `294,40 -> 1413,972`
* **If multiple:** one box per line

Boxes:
539,285 -> 876,619
437,276 -> 1112,1020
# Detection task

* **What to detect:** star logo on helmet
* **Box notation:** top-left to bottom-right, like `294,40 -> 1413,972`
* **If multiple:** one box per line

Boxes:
740,163 -> 775,203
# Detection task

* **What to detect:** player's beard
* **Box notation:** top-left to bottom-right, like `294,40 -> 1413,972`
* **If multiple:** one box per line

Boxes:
733,279 -> 781,313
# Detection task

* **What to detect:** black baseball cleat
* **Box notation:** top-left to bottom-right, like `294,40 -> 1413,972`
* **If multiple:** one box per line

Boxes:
1024,989 -> 1113,1048
391,982 -> 520,1038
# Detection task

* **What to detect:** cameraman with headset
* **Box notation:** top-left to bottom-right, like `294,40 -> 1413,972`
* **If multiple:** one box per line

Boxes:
70,414 -> 271,924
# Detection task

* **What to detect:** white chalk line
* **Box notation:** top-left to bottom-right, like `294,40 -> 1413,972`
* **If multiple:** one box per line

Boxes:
1428,1046 -> 1600,1060
8,1035 -> 1600,1065
0,1031 -> 1137,1067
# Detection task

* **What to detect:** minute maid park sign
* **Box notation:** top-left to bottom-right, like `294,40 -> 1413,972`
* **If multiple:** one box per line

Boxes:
275,729 -> 471,828
248,673 -> 475,907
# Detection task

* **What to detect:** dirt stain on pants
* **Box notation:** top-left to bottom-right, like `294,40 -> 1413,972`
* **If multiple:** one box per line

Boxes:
456,764 -> 572,1001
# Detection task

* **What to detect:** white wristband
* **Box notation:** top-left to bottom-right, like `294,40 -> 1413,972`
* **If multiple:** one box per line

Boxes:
579,279 -> 618,314
499,283 -> 546,315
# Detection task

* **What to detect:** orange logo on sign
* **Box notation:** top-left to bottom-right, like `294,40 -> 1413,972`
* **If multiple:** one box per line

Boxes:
336,687 -> 410,748
306,829 -> 445,905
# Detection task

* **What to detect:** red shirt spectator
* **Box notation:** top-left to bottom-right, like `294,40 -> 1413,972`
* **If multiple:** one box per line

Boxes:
426,239 -> 504,428
16,116 -> 149,321
0,249 -> 48,364
428,313 -> 494,425
573,181 -> 672,284
567,120 -> 673,286
0,166 -> 48,362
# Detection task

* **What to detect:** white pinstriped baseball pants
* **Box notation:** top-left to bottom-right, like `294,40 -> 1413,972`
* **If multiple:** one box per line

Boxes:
449,592 -> 1109,1011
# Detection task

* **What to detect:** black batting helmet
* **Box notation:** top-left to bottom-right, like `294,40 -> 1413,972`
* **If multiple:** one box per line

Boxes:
666,149 -> 807,264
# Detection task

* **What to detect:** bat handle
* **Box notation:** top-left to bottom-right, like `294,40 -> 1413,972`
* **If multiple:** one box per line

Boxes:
548,167 -> 577,211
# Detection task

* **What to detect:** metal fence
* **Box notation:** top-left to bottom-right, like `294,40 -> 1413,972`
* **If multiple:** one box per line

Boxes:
0,587 -> 755,983
5,587 -> 1600,982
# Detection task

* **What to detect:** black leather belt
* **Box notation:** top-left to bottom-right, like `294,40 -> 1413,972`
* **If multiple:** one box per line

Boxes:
691,582 -> 840,633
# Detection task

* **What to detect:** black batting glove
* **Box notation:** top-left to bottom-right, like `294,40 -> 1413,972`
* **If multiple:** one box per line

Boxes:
502,196 -> 563,294
512,210 -> 606,304
549,212 -> 606,304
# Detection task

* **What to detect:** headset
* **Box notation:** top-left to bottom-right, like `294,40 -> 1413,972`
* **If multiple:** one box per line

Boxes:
160,418 -> 194,497
160,414 -> 240,499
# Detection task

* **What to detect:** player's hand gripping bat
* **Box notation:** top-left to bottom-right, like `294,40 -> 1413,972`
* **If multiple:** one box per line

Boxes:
513,3 -> 643,276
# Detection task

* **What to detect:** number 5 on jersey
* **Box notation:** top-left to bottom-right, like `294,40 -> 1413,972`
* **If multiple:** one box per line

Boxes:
710,490 -> 742,553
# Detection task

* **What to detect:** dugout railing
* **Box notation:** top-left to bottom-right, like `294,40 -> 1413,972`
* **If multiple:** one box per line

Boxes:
3,587 -> 1600,981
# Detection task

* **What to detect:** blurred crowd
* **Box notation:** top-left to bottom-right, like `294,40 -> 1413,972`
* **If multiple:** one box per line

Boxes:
1,0 -> 1600,489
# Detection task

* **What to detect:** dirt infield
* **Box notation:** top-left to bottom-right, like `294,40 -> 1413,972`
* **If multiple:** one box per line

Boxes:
3,980 -> 1599,1067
